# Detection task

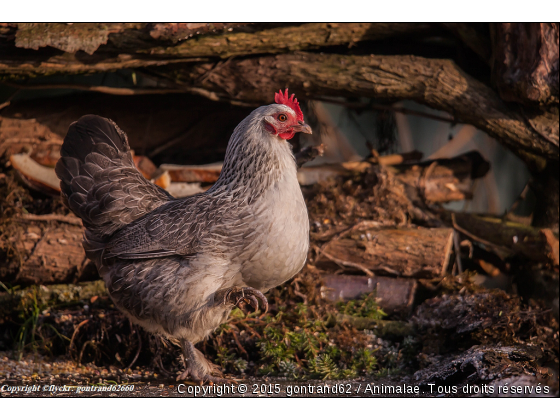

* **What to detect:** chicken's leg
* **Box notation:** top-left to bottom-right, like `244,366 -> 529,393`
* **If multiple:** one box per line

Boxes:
223,286 -> 268,315
177,339 -> 230,384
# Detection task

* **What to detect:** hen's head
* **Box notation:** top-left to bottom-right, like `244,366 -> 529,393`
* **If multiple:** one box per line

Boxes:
261,89 -> 312,140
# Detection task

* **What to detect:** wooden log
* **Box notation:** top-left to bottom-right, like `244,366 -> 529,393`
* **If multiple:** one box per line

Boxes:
447,212 -> 559,265
318,227 -> 454,278
150,23 -> 433,59
132,155 -> 157,179
491,23 -> 559,108
9,153 -> 61,196
0,23 -> 433,76
0,280 -> 106,317
160,162 -> 223,183
0,222 -> 95,286
321,274 -> 417,316
178,52 -> 558,166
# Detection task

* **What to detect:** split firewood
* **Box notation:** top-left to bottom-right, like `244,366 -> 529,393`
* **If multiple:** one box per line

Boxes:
9,153 -> 61,196
152,170 -> 171,189
317,227 -> 454,278
321,274 -> 417,316
160,162 -> 223,183
132,154 -> 158,179
29,146 -> 61,168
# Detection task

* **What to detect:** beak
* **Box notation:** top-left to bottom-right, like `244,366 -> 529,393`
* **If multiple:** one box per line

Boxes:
293,121 -> 312,135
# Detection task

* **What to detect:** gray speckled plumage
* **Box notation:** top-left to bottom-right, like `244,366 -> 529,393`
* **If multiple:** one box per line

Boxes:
55,103 -> 310,381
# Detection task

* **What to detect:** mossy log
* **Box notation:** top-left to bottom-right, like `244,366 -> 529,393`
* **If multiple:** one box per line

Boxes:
0,23 -> 431,76
446,212 -> 559,265
318,227 -> 454,278
0,280 -> 106,317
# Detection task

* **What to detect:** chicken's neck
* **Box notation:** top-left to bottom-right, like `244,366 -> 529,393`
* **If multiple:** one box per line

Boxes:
208,116 -> 297,204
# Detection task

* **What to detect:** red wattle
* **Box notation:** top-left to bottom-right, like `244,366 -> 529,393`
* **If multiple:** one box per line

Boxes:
279,131 -> 295,140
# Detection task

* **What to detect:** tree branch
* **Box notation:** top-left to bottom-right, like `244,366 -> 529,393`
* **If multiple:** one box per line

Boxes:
174,52 -> 558,166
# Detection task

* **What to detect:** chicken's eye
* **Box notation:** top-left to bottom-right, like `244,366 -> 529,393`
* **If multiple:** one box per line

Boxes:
278,114 -> 287,122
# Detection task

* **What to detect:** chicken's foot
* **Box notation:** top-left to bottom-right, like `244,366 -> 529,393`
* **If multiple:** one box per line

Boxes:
177,339 -> 232,384
223,286 -> 268,315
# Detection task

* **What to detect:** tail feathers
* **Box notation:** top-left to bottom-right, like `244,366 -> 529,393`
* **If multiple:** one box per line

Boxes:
56,115 -> 172,239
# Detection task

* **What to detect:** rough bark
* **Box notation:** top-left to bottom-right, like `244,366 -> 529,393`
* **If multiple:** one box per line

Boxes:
174,52 -> 558,166
318,227 -> 454,278
443,23 -> 492,64
148,23 -> 432,58
0,23 -> 431,77
0,222 -> 96,286
531,162 -> 560,230
491,23 -> 559,108
446,212 -> 559,265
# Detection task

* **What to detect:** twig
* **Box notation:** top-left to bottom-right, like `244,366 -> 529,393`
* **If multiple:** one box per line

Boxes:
70,319 -> 89,360
127,328 -> 142,370
502,183 -> 530,220
231,331 -> 248,356
453,230 -> 463,274
18,213 -> 83,226
78,340 -> 95,366
237,321 -> 262,339
451,213 -> 510,255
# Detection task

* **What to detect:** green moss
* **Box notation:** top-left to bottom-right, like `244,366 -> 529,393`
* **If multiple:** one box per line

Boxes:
335,292 -> 387,319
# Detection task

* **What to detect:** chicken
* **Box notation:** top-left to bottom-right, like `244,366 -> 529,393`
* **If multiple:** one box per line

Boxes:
55,89 -> 312,383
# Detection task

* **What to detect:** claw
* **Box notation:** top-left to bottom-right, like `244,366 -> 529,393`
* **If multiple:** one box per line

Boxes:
246,295 -> 259,311
249,288 -> 269,314
225,287 -> 268,315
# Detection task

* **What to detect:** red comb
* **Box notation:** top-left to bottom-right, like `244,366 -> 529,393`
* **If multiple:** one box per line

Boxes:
274,89 -> 304,121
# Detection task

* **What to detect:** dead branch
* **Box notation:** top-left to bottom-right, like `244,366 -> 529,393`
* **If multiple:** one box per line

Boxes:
178,52 -> 558,166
